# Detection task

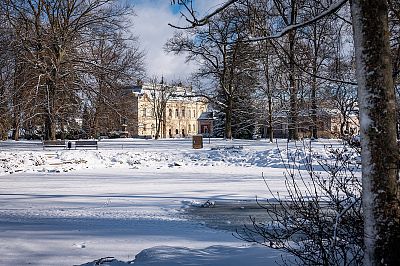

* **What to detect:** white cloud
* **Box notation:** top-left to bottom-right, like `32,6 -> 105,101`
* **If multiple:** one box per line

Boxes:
129,0 -> 229,83
130,1 -> 197,82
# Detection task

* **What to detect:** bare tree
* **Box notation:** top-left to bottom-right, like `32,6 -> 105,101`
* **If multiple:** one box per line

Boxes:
238,144 -> 363,265
2,0 -> 138,140
350,1 -> 400,265
172,0 -> 400,264
0,13 -> 14,140
166,6 -> 258,139
81,30 -> 144,138
148,77 -> 177,139
299,1 -> 339,139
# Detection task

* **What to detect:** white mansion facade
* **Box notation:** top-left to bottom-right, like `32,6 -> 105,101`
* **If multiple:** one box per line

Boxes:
131,82 -> 208,138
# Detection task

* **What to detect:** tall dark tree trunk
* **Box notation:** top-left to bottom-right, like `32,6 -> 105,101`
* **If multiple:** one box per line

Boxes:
45,81 -> 57,140
351,0 -> 400,265
60,122 -> 65,140
162,108 -> 166,138
155,115 -> 161,140
225,95 -> 233,139
288,29 -> 298,141
311,86 -> 317,139
268,92 -> 273,142
12,97 -> 20,141
263,45 -> 274,142
12,121 -> 19,141
311,35 -> 318,139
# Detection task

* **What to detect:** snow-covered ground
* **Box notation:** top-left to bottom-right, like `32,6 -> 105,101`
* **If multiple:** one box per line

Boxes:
0,138 -> 350,265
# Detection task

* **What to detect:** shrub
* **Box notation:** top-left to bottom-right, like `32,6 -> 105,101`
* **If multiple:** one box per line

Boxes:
237,142 -> 363,265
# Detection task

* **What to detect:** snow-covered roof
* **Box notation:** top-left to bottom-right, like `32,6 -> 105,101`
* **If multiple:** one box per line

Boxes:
197,111 -> 215,121
130,83 -> 206,103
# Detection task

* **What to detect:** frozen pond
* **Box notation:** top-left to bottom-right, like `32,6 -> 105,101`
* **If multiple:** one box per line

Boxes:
0,138 -> 349,265
183,200 -> 274,233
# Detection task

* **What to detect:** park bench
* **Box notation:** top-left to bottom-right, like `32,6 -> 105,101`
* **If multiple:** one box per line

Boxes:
75,140 -> 98,150
43,140 -> 66,149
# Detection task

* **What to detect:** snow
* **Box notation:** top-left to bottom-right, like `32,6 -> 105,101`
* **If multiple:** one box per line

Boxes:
0,138 -> 349,265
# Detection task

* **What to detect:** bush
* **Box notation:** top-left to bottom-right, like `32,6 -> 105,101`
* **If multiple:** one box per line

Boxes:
237,142 -> 363,265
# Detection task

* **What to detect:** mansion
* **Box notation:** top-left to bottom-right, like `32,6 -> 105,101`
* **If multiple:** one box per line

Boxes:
129,82 -> 208,138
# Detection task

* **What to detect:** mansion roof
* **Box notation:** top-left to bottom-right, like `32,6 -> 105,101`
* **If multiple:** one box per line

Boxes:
128,83 -> 206,103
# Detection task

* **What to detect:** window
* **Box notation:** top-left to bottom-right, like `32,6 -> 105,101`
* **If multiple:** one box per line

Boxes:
175,109 -> 179,117
175,129 -> 179,134
169,109 -> 172,117
188,124 -> 191,132
143,108 -> 147,117
193,124 -> 196,132
182,108 -> 185,117
188,109 -> 191,118
143,124 -> 147,131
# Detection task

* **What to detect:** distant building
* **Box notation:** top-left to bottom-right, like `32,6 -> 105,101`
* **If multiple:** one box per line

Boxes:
271,109 -> 359,139
197,111 -> 215,136
129,83 -> 208,138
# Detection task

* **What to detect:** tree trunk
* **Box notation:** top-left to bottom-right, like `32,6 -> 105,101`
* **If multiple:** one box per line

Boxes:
44,114 -> 55,140
288,30 -> 298,141
340,120 -> 346,138
311,84 -> 317,139
264,46 -> 274,143
45,81 -> 57,141
60,122 -> 65,140
12,123 -> 19,141
12,105 -> 20,141
225,96 -> 233,139
311,45 -> 318,139
268,94 -> 273,142
155,118 -> 161,140
351,1 -> 400,265
162,108 -> 167,138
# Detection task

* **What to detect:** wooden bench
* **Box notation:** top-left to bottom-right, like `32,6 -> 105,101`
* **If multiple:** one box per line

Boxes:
43,140 -> 66,149
75,140 -> 98,149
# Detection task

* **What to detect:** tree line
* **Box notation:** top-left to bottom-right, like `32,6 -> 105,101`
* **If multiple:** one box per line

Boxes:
167,0 -> 399,142
170,0 -> 400,265
0,0 -> 144,141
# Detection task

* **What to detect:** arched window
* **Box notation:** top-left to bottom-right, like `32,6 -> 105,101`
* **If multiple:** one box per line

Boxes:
169,109 -> 172,117
193,124 -> 196,132
188,109 -> 191,118
182,108 -> 185,117
175,109 -> 179,117
175,129 -> 179,135
188,124 -> 191,132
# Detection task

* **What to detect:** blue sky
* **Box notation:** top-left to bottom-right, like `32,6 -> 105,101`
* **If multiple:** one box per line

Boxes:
128,0 -> 225,83
127,0 -> 193,82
